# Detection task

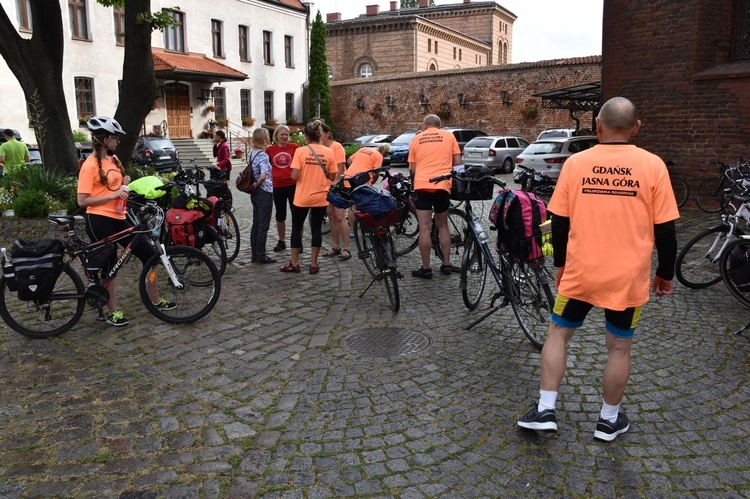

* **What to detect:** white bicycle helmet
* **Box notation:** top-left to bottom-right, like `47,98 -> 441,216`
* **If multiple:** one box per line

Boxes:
87,116 -> 126,136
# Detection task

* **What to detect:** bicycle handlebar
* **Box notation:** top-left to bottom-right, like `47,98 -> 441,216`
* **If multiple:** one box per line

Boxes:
428,170 -> 506,189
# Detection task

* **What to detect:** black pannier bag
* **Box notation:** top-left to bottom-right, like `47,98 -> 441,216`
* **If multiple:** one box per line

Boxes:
204,179 -> 233,203
11,238 -> 64,301
451,165 -> 494,200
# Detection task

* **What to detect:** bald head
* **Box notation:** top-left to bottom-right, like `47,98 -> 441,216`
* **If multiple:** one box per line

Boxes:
598,97 -> 638,132
423,114 -> 441,128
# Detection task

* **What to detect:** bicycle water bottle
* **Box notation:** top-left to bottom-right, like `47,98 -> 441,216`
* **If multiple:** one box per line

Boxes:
472,220 -> 489,244
115,185 -> 129,213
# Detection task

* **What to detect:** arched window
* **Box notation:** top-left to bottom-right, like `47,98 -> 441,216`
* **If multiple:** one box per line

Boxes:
503,42 -> 509,64
429,63 -> 436,71
359,63 -> 373,78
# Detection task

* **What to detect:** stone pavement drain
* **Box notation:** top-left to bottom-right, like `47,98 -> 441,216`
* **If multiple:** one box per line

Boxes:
340,328 -> 431,356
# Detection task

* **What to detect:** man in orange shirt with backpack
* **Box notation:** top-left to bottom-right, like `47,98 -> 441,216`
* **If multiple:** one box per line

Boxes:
408,114 -> 462,279
517,97 -> 679,442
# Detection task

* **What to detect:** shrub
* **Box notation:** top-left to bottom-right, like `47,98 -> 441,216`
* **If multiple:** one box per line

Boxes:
125,161 -> 156,181
72,130 -> 89,142
64,191 -> 81,215
13,189 -> 49,218
288,130 -> 307,146
5,165 -> 76,202
0,187 -> 14,212
344,144 -> 360,158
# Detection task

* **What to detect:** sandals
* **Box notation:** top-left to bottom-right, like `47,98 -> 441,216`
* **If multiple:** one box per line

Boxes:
338,249 -> 352,261
280,262 -> 301,273
323,247 -> 341,257
309,264 -> 320,274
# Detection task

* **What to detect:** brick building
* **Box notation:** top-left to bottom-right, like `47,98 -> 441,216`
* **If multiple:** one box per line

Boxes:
602,0 -> 750,184
325,0 -> 516,80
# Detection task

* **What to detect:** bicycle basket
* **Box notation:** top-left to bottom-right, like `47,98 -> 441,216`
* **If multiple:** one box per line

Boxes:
451,165 -> 494,200
355,203 -> 405,230
348,171 -> 372,189
327,183 -> 352,209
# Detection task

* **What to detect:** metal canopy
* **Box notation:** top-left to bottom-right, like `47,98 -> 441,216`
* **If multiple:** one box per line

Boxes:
533,81 -> 601,131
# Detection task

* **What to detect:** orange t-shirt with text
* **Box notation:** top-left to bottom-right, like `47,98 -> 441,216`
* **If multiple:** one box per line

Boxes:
329,140 -> 346,173
548,144 -> 680,309
291,144 -> 338,207
77,155 -> 125,220
408,127 -> 459,192
346,147 -> 383,187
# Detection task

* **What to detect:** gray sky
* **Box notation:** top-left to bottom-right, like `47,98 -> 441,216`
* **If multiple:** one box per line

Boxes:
307,0 -> 603,63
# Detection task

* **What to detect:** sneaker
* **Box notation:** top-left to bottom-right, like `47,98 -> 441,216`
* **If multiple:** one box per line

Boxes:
154,299 -> 176,311
594,412 -> 630,442
273,241 -> 286,252
411,267 -> 433,279
440,264 -> 452,275
517,405 -> 558,432
106,310 -> 129,327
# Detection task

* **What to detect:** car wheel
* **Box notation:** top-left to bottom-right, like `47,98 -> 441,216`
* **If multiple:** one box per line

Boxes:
502,157 -> 513,173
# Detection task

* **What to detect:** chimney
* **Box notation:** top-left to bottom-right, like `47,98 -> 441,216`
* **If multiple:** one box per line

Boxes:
326,12 -> 341,22
366,4 -> 380,16
390,1 -> 397,10
464,0 -> 471,3
419,0 -> 429,7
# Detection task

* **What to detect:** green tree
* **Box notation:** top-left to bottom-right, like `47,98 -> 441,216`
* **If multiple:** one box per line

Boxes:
308,10 -> 332,128
401,0 -> 435,7
0,1 -> 173,174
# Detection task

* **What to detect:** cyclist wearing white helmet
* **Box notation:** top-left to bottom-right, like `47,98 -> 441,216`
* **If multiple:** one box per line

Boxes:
76,116 -> 174,326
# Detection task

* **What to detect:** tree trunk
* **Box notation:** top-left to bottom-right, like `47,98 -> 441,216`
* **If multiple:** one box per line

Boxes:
114,0 -> 157,166
0,1 -> 78,174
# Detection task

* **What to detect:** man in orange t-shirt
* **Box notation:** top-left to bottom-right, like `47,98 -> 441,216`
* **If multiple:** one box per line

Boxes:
517,97 -> 679,442
408,114 -> 461,279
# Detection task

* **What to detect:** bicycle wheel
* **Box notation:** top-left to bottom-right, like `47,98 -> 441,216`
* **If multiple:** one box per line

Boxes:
140,245 -> 221,324
0,264 -> 85,339
675,225 -> 734,289
220,209 -> 241,262
321,213 -> 331,235
461,233 -> 487,310
719,238 -> 750,308
392,208 -> 419,257
434,208 -> 468,262
380,237 -> 400,312
353,218 -> 378,278
506,256 -> 554,350
695,177 -> 724,213
670,175 -> 689,209
201,226 -> 227,277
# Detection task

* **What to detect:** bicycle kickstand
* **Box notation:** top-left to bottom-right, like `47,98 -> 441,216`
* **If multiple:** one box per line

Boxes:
358,274 -> 382,299
733,320 -> 750,336
464,291 -> 509,330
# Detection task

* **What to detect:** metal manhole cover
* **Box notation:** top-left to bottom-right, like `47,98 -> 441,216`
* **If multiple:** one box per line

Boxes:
341,328 -> 430,356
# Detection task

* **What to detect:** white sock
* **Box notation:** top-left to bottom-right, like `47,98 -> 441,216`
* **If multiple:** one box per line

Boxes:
538,390 -> 558,412
600,402 -> 620,423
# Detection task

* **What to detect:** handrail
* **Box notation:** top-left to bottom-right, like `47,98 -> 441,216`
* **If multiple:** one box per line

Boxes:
221,119 -> 251,158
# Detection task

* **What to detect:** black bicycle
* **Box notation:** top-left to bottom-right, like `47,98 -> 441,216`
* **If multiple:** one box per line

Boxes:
0,200 -> 221,339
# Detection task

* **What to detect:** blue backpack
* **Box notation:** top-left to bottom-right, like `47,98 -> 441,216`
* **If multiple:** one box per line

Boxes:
350,184 -> 397,215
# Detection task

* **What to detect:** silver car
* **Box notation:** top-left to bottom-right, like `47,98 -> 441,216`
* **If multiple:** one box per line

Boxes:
462,135 -> 530,173
513,136 -> 598,180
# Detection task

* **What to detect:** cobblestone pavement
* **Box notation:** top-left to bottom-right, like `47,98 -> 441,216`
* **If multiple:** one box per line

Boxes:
1,170 -> 749,498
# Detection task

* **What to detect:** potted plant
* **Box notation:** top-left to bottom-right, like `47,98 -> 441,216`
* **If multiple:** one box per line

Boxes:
215,116 -> 229,128
521,104 -> 538,120
286,115 -> 299,125
0,187 -> 14,217
242,117 -> 255,128
233,146 -> 244,159
265,116 -> 278,126
205,105 -> 217,112
77,112 -> 93,127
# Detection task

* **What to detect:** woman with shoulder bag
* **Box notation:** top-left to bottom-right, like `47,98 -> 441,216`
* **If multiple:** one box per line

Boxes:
247,128 -> 276,264
280,120 -> 337,274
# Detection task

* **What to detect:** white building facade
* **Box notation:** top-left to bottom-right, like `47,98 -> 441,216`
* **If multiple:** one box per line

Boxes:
0,0 -> 310,142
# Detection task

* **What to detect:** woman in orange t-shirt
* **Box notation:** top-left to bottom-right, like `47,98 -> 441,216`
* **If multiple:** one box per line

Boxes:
279,120 -> 338,274
76,116 -> 169,327
345,143 -> 391,233
321,123 -> 350,260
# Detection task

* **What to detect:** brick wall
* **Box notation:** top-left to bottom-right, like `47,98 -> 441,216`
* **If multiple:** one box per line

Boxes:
329,57 -> 601,144
602,0 -> 749,189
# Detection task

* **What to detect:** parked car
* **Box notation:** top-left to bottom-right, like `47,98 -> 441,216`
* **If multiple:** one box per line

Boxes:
26,145 -> 42,165
513,136 -> 599,180
383,130 -> 419,166
442,127 -> 487,152
462,135 -> 530,173
536,128 -> 576,141
132,136 -> 179,171
75,141 -> 93,167
0,130 -> 22,143
343,134 -> 395,148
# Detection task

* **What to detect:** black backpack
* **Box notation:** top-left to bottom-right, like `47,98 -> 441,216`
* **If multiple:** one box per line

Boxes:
11,238 -> 64,301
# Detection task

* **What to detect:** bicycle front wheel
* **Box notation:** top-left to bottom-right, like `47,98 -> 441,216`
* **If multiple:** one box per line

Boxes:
380,237 -> 400,312
507,257 -> 554,350
719,238 -> 750,308
202,226 -> 227,276
321,213 -> 331,235
461,234 -> 487,310
392,208 -> 419,257
353,218 -> 378,278
695,177 -> 724,213
0,264 -> 85,339
434,208 -> 468,262
220,209 -> 241,262
675,225 -> 734,289
670,176 -> 689,209
140,245 -> 221,324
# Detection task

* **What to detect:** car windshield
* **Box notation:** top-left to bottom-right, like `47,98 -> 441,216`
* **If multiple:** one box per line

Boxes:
538,131 -> 570,139
392,132 -> 417,144
146,139 -> 174,150
354,135 -> 376,143
465,137 -> 494,148
525,142 -> 564,154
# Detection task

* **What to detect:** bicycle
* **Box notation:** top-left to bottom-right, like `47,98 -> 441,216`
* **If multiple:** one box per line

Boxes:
719,231 -> 750,334
675,192 -> 750,288
430,170 -> 555,350
330,168 -> 402,311
665,161 -> 689,209
514,164 -> 556,200
695,159 -> 750,213
0,200 -> 221,339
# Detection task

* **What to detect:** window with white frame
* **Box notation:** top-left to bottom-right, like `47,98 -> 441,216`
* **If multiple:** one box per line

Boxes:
263,31 -> 273,65
74,77 -> 95,119
284,35 -> 294,68
359,63 -> 373,78
164,9 -> 185,52
211,19 -> 223,58
239,25 -> 249,61
68,0 -> 88,39
16,0 -> 31,31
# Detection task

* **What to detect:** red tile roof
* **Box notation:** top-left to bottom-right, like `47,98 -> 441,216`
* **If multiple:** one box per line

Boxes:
273,0 -> 307,12
152,50 -> 247,80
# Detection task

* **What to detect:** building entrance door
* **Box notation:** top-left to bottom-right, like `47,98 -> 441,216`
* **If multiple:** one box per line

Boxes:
165,84 -> 191,138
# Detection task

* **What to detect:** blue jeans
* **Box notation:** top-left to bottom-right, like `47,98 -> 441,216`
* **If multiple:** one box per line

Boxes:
250,189 -> 273,259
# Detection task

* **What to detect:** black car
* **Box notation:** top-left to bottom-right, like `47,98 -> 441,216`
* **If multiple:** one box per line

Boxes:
132,136 -> 179,171
75,142 -> 93,166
